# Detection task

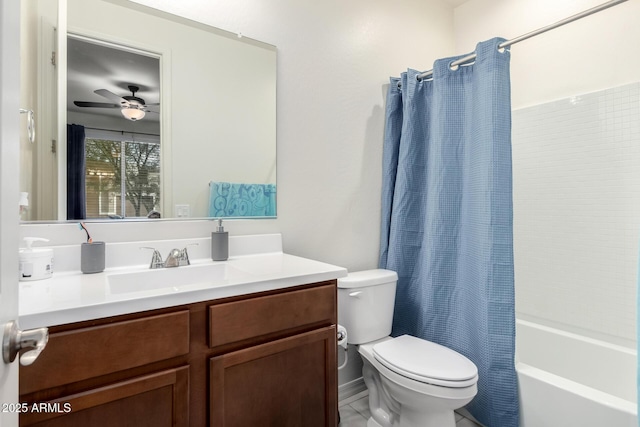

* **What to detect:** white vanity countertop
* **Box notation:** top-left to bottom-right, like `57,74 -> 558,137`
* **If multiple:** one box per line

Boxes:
19,235 -> 347,329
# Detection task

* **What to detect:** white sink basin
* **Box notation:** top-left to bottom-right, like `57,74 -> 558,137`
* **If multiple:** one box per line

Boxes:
107,263 -> 248,294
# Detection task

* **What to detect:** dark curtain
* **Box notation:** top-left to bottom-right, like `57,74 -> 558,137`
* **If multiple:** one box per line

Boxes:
67,124 -> 86,220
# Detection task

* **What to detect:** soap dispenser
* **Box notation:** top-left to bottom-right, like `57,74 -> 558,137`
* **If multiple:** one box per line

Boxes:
19,237 -> 54,281
211,219 -> 229,261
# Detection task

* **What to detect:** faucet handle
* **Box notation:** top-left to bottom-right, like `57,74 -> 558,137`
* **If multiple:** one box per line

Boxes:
140,247 -> 164,269
179,243 -> 199,266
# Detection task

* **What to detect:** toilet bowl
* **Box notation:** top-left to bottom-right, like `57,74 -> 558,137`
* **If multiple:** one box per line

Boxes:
338,270 -> 478,427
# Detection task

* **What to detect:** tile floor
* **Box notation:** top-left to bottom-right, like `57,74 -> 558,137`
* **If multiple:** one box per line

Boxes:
338,391 -> 483,427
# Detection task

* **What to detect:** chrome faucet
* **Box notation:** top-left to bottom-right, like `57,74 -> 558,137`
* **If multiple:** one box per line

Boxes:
141,244 -> 198,269
164,248 -> 182,268
178,244 -> 197,266
141,247 -> 164,269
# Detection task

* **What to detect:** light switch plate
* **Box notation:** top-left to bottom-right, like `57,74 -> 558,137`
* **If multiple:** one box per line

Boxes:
175,204 -> 190,218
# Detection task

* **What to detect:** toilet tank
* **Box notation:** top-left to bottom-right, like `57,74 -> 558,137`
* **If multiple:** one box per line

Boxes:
337,269 -> 398,345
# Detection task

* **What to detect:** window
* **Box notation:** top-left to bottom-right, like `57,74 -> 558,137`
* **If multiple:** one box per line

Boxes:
84,129 -> 160,219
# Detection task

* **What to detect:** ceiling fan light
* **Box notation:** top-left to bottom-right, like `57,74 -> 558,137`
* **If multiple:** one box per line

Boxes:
121,107 -> 146,121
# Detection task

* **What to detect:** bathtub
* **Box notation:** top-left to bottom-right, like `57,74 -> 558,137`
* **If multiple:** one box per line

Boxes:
516,319 -> 637,427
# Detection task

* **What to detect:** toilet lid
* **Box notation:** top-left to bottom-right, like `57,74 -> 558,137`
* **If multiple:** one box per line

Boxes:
372,335 -> 478,386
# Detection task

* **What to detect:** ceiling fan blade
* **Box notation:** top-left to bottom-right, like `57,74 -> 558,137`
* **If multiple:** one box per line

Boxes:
74,101 -> 121,108
95,89 -> 129,105
144,103 -> 160,106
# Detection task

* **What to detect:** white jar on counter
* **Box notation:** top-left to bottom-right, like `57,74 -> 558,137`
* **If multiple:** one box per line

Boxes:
19,237 -> 53,281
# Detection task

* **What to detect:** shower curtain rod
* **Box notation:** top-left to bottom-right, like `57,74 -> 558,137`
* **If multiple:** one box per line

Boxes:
413,0 -> 628,82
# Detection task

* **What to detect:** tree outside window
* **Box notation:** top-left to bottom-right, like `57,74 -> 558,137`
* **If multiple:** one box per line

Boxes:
85,137 -> 160,218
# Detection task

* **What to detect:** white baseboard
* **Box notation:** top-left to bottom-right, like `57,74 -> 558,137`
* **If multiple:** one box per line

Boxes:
338,377 -> 367,403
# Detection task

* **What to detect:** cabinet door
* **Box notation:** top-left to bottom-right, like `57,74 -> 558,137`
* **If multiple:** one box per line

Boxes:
20,366 -> 189,427
210,326 -> 337,427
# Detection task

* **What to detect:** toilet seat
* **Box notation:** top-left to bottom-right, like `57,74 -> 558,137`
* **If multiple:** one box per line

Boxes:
372,335 -> 478,388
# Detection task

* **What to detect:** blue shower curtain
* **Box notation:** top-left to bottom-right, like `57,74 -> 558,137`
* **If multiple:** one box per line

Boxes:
380,38 -> 519,427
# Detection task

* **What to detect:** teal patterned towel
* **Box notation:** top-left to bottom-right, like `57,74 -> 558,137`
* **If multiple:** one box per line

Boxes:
208,182 -> 276,217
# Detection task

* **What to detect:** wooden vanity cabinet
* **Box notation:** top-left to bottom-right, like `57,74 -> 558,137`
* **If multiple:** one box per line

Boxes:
19,310 -> 191,427
208,283 -> 337,427
19,280 -> 338,427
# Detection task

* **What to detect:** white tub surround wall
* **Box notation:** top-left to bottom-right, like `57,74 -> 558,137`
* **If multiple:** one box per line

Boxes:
455,0 -> 640,352
511,83 -> 640,346
19,233 -> 347,329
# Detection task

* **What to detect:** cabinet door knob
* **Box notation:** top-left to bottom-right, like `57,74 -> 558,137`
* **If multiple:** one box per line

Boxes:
2,321 -> 49,366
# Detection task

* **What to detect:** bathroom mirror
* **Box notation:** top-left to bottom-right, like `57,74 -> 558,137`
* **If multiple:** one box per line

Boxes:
19,0 -> 277,222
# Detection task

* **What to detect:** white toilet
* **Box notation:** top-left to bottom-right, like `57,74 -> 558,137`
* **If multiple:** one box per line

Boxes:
338,269 -> 478,427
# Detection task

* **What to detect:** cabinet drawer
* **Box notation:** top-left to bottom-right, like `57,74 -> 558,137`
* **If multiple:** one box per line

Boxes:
20,310 -> 190,394
209,283 -> 336,348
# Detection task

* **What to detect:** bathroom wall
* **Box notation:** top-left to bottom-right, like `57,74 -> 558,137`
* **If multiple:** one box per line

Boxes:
24,0 -> 454,267
21,0 -> 455,388
454,0 -> 640,348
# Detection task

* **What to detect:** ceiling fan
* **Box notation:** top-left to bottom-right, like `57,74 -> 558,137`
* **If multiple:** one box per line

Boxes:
73,85 -> 159,121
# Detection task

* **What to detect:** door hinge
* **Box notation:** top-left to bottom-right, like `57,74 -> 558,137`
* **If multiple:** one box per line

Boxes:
51,51 -> 56,66
51,139 -> 57,154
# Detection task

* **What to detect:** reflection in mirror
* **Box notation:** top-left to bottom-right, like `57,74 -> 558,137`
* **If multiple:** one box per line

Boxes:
19,0 -> 277,222
19,0 -> 59,222
67,36 -> 161,220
